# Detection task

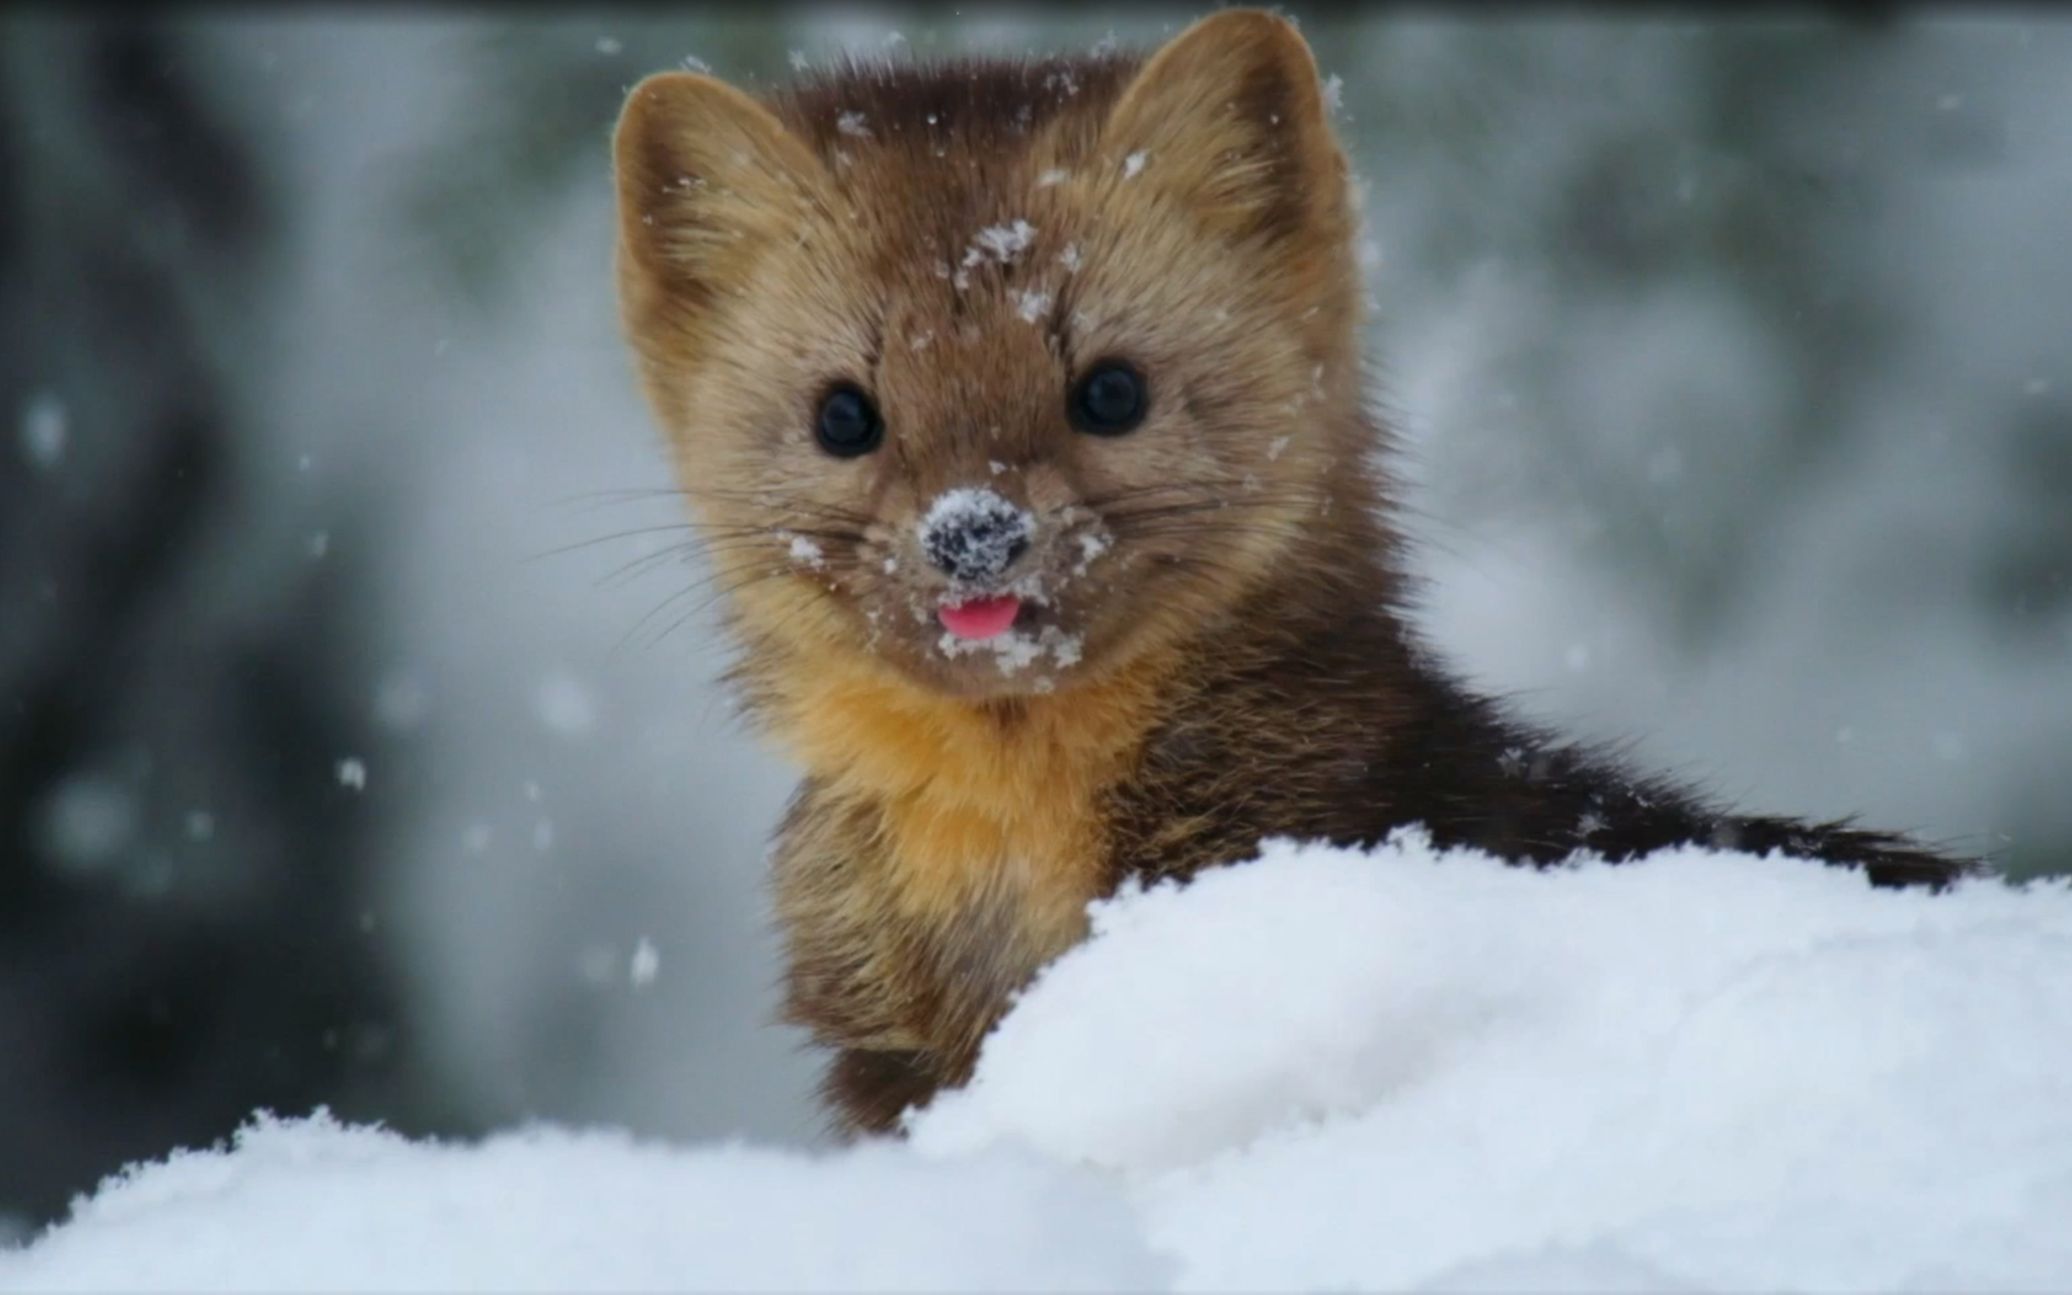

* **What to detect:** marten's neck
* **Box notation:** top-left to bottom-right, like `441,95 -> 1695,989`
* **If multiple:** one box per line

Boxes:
742,624 -> 1176,949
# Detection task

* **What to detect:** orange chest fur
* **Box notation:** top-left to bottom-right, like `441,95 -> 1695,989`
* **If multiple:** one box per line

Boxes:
767,654 -> 1170,936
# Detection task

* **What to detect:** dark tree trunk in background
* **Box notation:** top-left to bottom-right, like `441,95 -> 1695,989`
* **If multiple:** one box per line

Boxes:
0,18 -> 448,1231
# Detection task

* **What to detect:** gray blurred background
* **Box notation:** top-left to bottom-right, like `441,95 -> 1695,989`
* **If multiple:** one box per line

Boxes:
3,6 -> 2067,1235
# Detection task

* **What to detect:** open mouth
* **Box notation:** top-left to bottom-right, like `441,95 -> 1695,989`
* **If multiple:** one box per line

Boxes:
929,592 -> 1083,681
937,594 -> 1023,641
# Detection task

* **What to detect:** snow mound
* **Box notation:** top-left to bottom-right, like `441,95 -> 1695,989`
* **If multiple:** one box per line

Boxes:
0,1116 -> 1158,1293
917,833 -> 2072,1290
8,831 -> 2072,1292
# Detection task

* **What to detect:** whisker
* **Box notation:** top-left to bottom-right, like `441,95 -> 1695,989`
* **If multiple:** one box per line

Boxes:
1101,490 -> 1326,522
697,524 -> 869,545
620,562 -> 788,654
696,487 -> 875,528
542,485 -> 687,512
1107,503 -> 1328,534
525,523 -> 702,563
1080,480 -> 1251,512
646,565 -> 847,653
597,540 -> 705,591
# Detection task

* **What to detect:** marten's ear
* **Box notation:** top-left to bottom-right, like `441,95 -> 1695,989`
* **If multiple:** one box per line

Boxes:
613,72 -> 833,347
1098,10 -> 1347,248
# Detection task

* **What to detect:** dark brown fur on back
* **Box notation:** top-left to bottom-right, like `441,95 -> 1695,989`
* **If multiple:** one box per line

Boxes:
1106,504 -> 1968,893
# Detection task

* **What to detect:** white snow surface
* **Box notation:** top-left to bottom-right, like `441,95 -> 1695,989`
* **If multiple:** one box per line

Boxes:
9,831 -> 2072,1293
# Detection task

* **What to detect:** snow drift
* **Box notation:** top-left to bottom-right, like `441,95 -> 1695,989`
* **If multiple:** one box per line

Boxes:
7,831 -> 2071,1292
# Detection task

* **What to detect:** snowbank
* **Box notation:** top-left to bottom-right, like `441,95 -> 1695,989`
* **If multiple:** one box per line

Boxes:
0,1118 -> 1155,1293
8,832 -> 2072,1292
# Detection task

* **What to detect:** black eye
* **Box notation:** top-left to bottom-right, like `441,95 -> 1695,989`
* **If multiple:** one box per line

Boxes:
1069,360 -> 1148,436
816,383 -> 884,457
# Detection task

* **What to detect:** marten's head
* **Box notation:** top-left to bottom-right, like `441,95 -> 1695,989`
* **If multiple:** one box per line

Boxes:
614,11 -> 1368,700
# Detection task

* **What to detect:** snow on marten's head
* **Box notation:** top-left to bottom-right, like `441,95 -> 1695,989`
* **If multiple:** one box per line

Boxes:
614,10 -> 1371,700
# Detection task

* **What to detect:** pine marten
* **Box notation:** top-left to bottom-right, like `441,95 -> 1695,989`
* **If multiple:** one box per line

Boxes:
609,10 -> 1981,1135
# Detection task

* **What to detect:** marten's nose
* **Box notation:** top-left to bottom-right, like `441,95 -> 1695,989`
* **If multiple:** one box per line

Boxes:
919,487 -> 1034,586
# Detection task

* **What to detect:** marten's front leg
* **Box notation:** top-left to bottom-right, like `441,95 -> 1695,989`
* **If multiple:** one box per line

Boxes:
822,1047 -> 948,1138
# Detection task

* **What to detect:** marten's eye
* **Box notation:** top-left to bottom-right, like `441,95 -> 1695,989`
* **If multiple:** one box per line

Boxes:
815,383 -> 884,457
1069,360 -> 1148,436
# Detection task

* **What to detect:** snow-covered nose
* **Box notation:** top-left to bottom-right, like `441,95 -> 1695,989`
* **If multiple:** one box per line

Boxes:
919,488 -> 1034,586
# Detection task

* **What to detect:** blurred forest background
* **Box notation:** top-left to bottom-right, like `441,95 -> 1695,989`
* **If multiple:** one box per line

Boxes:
3,6 -> 2068,1235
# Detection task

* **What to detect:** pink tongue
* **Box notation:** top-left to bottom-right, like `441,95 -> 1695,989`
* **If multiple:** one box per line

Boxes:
938,595 -> 1023,641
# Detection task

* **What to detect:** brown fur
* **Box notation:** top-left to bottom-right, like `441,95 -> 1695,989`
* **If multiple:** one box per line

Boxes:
610,11 -> 1982,1136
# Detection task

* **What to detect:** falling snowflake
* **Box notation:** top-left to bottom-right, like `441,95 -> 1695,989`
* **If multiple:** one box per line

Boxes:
630,938 -> 662,988
19,393 -> 67,469
536,671 -> 597,737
